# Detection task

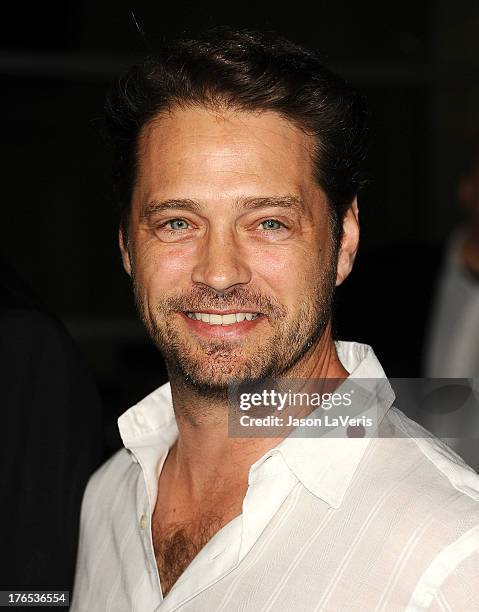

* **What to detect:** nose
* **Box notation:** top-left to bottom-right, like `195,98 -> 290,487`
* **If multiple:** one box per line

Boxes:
191,227 -> 252,293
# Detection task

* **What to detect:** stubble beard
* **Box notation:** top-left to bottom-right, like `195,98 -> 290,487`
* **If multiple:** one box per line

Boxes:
131,253 -> 338,400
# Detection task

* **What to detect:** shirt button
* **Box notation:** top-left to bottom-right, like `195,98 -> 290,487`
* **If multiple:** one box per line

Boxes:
139,513 -> 148,530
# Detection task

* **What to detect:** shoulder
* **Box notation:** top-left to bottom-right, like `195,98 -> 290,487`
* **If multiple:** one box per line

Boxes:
84,448 -> 135,495
375,407 -> 479,535
387,407 -> 479,501
364,408 -> 479,604
81,448 -> 137,521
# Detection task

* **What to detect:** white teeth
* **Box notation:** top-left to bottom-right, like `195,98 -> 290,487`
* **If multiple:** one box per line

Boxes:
221,314 -> 237,325
186,312 -> 260,325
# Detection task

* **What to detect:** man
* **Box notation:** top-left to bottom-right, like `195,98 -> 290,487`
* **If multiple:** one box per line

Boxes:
424,135 -> 479,379
421,139 -> 479,469
72,28 -> 479,611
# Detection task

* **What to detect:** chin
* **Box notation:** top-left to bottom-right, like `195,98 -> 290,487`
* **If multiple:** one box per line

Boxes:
175,353 -> 269,391
156,325 -> 281,387
189,361 -> 252,386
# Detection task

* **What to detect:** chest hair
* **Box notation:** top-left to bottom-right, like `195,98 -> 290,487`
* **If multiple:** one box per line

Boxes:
152,512 -> 224,597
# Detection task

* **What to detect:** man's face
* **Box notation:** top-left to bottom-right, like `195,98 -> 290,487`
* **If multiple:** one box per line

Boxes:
122,106 -> 357,394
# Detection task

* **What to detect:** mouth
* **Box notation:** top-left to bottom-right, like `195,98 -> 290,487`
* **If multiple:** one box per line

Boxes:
184,310 -> 262,325
178,309 -> 266,336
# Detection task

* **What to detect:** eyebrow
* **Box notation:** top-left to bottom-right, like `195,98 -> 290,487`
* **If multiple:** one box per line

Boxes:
140,195 -> 305,221
140,199 -> 200,221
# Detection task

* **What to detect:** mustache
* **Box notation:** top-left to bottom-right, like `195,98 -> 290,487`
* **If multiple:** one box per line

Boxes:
161,286 -> 287,317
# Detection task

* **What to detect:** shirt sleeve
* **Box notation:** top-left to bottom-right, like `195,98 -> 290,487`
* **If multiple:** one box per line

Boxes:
429,550 -> 479,611
70,470 -> 97,612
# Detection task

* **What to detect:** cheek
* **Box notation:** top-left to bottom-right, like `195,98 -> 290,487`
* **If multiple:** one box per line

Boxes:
253,243 -> 323,301
133,240 -> 195,297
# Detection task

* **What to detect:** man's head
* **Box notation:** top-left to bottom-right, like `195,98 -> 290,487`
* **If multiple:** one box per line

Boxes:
105,28 -> 367,395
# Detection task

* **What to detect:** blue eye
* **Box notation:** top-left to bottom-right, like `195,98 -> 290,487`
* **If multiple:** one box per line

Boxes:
261,219 -> 282,230
168,219 -> 189,230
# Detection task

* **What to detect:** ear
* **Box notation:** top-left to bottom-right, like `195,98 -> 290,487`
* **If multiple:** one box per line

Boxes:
119,226 -> 132,277
335,197 -> 360,287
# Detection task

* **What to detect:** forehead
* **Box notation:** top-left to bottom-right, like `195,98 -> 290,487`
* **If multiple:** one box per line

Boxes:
134,106 -> 319,205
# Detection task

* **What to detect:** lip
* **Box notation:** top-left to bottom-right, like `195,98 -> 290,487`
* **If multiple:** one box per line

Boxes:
178,311 -> 267,338
185,309 -> 261,315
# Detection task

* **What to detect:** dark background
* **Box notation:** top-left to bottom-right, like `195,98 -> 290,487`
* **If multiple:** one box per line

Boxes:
2,0 -> 479,451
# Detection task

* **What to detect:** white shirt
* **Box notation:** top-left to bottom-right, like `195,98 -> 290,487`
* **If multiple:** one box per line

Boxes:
422,229 -> 479,470
71,341 -> 479,611
425,228 -> 479,378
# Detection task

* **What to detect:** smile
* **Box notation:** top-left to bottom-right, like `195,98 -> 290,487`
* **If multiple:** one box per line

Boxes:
185,312 -> 261,325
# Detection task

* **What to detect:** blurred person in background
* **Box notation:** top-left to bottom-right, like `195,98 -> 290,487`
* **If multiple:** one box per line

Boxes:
424,135 -> 479,378
336,135 -> 479,470
0,250 -> 104,595
420,135 -> 479,470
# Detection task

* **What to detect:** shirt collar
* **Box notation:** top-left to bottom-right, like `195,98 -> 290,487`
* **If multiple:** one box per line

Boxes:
118,341 -> 395,510
119,382 -> 177,449
254,341 -> 395,508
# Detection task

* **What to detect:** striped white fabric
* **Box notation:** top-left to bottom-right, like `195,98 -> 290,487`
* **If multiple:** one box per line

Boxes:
71,342 -> 479,611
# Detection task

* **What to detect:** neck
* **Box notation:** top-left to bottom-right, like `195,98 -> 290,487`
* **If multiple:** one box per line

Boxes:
165,321 -> 347,497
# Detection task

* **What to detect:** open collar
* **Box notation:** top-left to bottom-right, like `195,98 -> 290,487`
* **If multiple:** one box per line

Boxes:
117,341 -> 395,510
